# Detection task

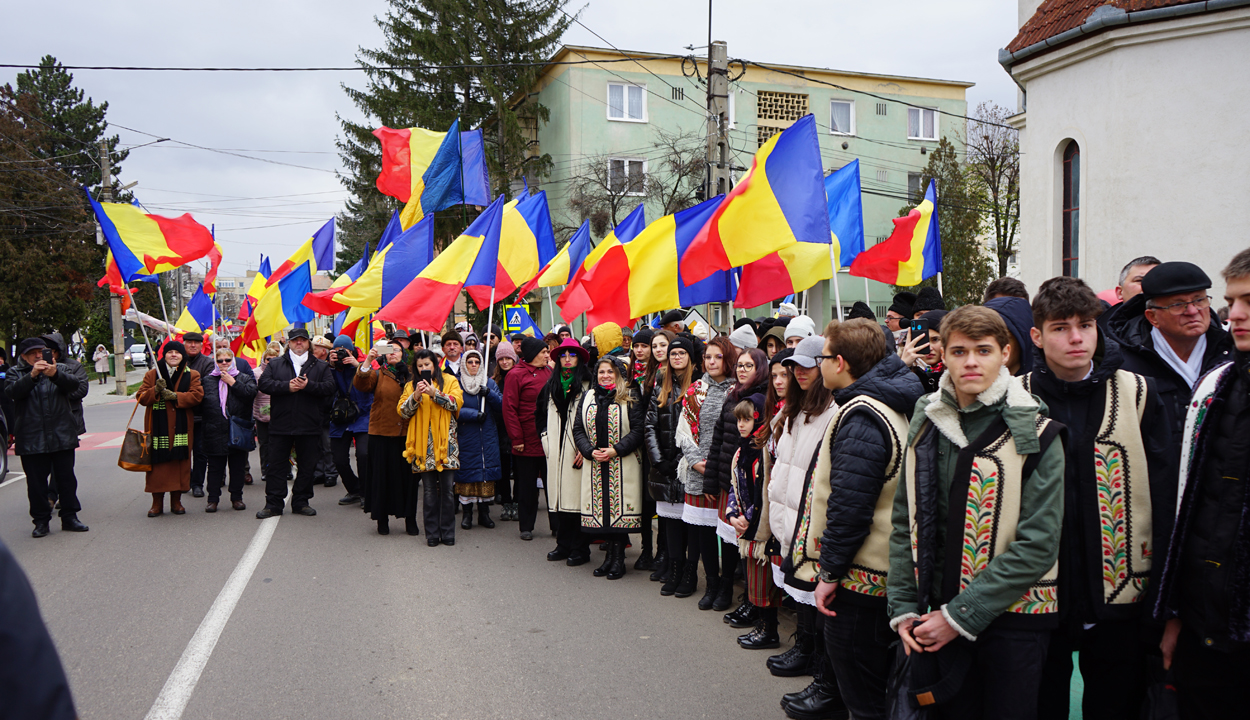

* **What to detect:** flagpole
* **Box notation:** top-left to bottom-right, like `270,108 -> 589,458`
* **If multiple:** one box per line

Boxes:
545,287 -> 556,329
485,286 -> 497,349
155,279 -> 173,341
829,244 -> 843,322
863,277 -> 870,307
937,272 -> 944,297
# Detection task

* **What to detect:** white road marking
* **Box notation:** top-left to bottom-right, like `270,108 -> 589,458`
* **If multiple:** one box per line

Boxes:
143,488 -> 289,720
0,473 -> 26,489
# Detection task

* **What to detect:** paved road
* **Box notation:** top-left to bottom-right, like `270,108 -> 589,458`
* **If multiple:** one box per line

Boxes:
2,399 -> 805,720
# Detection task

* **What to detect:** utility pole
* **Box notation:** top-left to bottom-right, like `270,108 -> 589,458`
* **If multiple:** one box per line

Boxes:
100,141 -> 128,396
706,40 -> 732,326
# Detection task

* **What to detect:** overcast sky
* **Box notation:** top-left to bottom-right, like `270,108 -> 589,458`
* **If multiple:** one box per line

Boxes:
4,0 -> 1021,277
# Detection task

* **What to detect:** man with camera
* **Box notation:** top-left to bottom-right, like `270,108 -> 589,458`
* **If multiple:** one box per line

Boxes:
5,337 -> 90,538
327,335 -> 371,506
256,328 -> 335,518
310,336 -> 340,489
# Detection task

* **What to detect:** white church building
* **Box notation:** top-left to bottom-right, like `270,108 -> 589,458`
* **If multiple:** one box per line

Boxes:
1001,0 -> 1250,294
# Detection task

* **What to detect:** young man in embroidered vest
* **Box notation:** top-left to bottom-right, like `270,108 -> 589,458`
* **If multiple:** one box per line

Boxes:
1155,248 -> 1250,719
887,305 -> 1066,719
799,318 -> 923,720
1024,277 -> 1173,720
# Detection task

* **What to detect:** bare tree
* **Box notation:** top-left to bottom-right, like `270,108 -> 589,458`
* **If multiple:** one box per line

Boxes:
967,102 -> 1020,277
564,129 -> 705,236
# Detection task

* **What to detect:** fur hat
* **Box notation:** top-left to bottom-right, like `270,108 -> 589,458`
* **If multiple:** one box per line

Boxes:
847,301 -> 876,321
888,292 -> 916,318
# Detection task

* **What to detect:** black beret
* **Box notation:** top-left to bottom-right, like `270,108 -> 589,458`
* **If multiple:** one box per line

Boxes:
1141,261 -> 1211,299
847,301 -> 876,321
660,309 -> 684,326
888,292 -> 916,318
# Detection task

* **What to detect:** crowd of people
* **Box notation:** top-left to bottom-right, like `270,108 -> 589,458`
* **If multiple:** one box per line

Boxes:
4,247 -> 1249,720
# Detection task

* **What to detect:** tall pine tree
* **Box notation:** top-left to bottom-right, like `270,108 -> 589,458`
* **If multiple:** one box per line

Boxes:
335,0 -> 571,273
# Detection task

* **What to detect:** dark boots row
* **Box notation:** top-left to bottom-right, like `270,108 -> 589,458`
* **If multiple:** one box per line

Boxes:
459,502 -> 495,530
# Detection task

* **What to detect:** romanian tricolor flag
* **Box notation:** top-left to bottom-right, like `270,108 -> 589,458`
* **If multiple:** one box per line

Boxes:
97,250 -> 157,314
849,179 -> 942,286
375,196 -> 505,332
557,205 -> 647,323
267,219 -> 336,287
734,242 -> 834,309
301,242 -> 372,316
202,243 -> 224,295
464,191 -> 557,309
679,114 -> 829,286
303,216 -> 435,316
237,256 -> 272,322
827,159 -> 865,269
175,284 -> 216,334
576,196 -> 735,326
373,120 -> 491,230
375,211 -> 402,255
237,261 -> 315,348
86,191 -> 216,282
515,219 -> 592,299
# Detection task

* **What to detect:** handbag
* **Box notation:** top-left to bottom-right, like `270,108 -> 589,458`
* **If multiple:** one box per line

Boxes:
228,415 -> 256,452
118,401 -> 152,472
330,391 -> 360,426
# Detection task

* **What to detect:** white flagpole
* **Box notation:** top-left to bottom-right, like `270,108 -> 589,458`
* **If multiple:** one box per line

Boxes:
937,272 -> 944,297
486,285 -> 497,347
545,287 -> 556,329
830,245 -> 844,321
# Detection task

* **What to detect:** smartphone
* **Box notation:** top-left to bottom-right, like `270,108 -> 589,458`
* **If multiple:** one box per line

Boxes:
375,344 -> 397,356
42,348 -> 54,364
298,363 -> 308,378
419,369 -> 433,383
909,319 -> 931,356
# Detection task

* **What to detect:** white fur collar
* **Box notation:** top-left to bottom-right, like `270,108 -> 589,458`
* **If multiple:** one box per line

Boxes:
923,366 -> 1037,448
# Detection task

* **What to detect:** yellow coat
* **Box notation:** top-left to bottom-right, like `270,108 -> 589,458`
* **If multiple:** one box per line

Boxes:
398,376 -> 463,472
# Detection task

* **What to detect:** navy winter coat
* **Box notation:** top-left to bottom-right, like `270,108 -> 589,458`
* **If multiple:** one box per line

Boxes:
457,379 -> 502,484
200,359 -> 257,456
330,366 -> 372,437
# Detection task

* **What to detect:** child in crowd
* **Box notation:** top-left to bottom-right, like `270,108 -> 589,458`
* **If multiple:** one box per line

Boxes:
726,393 -> 779,648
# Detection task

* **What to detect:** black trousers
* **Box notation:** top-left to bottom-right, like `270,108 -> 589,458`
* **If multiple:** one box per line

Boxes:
686,523 -> 720,578
207,450 -> 248,503
664,517 -> 688,565
555,510 -> 590,556
512,456 -> 544,533
640,491 -> 655,553
256,422 -> 290,483
497,452 -> 513,503
825,598 -> 894,720
22,450 -> 79,524
1173,627 -> 1250,720
330,431 -> 368,496
264,433 -> 320,511
934,626 -> 1049,720
313,427 -> 338,484
190,419 -> 207,490
421,470 -> 456,542
1038,620 -> 1148,720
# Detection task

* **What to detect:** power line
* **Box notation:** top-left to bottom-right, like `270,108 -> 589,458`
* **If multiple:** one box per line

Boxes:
110,122 -> 337,173
0,55 -> 687,73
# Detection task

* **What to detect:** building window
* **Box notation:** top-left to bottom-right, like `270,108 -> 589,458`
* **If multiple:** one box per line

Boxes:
607,83 -> 646,122
609,158 -> 646,195
908,107 -> 937,140
908,172 -> 924,201
1062,141 -> 1081,277
830,100 -> 855,135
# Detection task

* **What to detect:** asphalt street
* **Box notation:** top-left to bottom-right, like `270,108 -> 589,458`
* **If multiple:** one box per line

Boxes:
2,398 -> 805,720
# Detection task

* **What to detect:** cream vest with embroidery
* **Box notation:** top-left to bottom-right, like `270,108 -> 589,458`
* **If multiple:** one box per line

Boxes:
577,390 -> 644,530
905,416 -> 1061,616
790,396 -> 908,596
1024,369 -> 1153,605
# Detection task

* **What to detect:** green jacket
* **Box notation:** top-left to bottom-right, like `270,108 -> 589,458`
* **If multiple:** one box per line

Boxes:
887,369 -> 1065,638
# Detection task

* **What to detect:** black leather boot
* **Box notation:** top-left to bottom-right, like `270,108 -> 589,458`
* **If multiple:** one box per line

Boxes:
32,521 -> 50,538
648,549 -> 669,581
633,548 -> 654,571
405,515 -> 419,536
478,503 -> 495,528
711,575 -> 735,611
738,622 -> 781,649
783,672 -> 847,720
781,651 -> 829,712
769,607 -> 816,677
725,597 -> 759,627
61,515 -> 89,532
660,560 -> 684,596
697,575 -> 721,610
593,544 -> 614,577
673,562 -> 699,598
606,540 -> 627,580
461,505 -> 473,530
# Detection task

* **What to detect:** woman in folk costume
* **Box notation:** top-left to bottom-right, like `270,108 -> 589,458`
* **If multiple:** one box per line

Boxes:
454,348 -> 501,530
536,338 -> 593,565
645,334 -> 698,593
92,344 -> 109,384
136,340 -> 204,518
572,354 -> 646,580
355,342 -> 415,536
399,349 -> 463,546
674,336 -> 739,609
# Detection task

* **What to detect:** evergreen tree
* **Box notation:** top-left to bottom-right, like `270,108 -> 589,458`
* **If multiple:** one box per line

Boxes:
335,0 -> 572,274
896,137 -> 994,308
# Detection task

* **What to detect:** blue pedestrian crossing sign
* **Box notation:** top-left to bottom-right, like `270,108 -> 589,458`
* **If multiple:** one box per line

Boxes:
504,304 -> 541,336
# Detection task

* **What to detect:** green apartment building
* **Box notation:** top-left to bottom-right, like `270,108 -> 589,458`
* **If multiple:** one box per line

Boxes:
518,45 -> 972,330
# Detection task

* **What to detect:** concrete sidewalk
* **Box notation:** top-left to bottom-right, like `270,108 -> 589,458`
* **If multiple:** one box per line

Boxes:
83,368 -> 147,407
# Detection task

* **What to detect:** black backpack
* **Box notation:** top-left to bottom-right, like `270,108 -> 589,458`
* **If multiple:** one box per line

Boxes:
330,385 -> 360,426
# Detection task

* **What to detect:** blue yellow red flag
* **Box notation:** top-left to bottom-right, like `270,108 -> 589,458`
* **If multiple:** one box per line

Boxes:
267,219 -> 335,287
515,219 -> 592,299
557,205 -> 647,323
826,159 -> 865,269
849,179 -> 942,286
302,216 -> 435,315
86,190 -> 216,282
465,190 -> 557,309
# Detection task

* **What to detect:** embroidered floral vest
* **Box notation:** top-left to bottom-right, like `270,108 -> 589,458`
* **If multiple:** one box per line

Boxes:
905,416 -> 1062,616
788,396 -> 908,596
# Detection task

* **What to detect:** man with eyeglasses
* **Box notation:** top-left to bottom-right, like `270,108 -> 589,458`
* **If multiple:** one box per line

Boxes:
1107,261 -> 1233,463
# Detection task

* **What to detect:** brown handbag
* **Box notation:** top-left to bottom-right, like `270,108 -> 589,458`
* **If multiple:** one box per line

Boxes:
117,401 -> 152,472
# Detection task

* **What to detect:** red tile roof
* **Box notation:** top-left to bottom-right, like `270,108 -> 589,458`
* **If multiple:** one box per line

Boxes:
1007,0 -> 1205,53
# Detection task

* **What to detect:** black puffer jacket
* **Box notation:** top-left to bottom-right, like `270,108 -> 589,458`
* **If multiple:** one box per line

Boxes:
185,352 -> 217,421
703,380 -> 768,495
645,383 -> 684,503
257,352 -> 335,435
4,359 -> 89,455
1106,294 -> 1233,454
816,354 -> 924,584
200,359 -> 258,456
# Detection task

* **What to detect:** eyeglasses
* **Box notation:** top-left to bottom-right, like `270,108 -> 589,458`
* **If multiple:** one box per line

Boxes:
216,358 -> 233,364
465,358 -> 481,365
812,354 -> 836,364
558,351 -> 579,358
736,362 -> 756,370
1148,295 -> 1211,315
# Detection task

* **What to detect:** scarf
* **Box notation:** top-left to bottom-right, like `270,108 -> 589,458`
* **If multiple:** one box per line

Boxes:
459,350 -> 487,395
209,361 -> 240,417
559,367 -> 576,395
150,365 -> 192,465
1151,326 -> 1206,390
600,381 -> 616,392
400,376 -> 464,471
633,360 -> 646,382
290,350 -> 308,376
